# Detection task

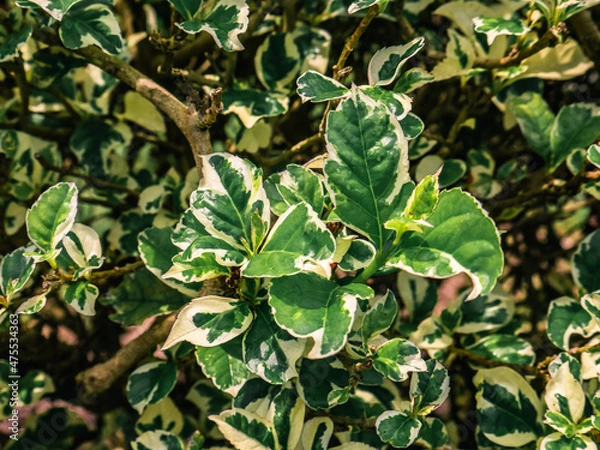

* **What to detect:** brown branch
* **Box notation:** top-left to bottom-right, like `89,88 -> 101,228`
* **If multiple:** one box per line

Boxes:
450,346 -> 540,376
473,28 -> 561,69
568,10 -> 600,71
333,5 -> 380,81
76,277 -> 224,397
256,133 -> 322,167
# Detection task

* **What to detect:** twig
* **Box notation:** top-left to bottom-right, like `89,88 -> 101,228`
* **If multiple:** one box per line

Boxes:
35,154 -> 139,197
473,28 -> 561,69
258,133 -> 322,167
450,346 -> 540,376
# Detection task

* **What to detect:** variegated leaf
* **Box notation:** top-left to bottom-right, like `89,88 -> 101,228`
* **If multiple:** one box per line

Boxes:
0,245 -> 36,302
135,397 -> 183,434
547,296 -> 597,350
300,417 -> 334,450
466,335 -> 535,366
242,203 -> 335,278
195,336 -> 249,396
376,411 -> 421,448
572,230 -> 600,293
588,144 -> 600,169
410,359 -> 450,415
59,2 -> 124,55
243,302 -> 305,384
255,32 -> 301,92
473,17 -> 529,46
324,88 -> 410,251
62,281 -> 98,316
368,37 -> 426,86
59,223 -> 104,279
127,361 -> 177,414
362,291 -> 398,342
270,386 -> 305,450
0,25 -> 32,63
222,88 -> 289,128
163,296 -> 253,349
545,363 -> 585,424
264,164 -> 325,216
372,338 -> 427,382
298,357 -> 350,409
167,0 -> 202,21
473,367 -> 544,447
177,0 -> 249,52
269,273 -> 373,359
132,431 -> 184,450
296,70 -> 349,103
209,409 -> 276,449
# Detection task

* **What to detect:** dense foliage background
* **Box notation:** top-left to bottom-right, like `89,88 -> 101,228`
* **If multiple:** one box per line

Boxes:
1,0 -> 600,448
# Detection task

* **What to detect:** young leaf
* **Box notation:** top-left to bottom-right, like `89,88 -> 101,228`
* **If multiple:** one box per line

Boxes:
127,361 -> 178,414
473,367 -> 544,447
242,302 -> 306,384
372,338 -> 427,382
195,336 -> 249,396
62,281 -> 99,316
269,272 -> 373,358
242,203 -> 335,278
163,296 -> 253,349
59,2 -> 124,55
473,17 -> 529,46
572,230 -> 600,293
209,409 -> 276,449
410,359 -> 450,415
324,88 -> 410,251
176,0 -> 250,52
368,37 -> 426,86
60,223 -> 104,279
376,411 -> 422,448
0,245 -> 36,302
296,70 -> 349,103
26,182 -> 78,258
404,173 -> 439,221
388,189 -> 503,300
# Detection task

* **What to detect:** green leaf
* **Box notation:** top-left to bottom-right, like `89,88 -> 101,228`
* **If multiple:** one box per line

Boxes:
16,370 -> 55,406
25,0 -> 78,20
192,153 -> 269,255
410,359 -> 450,415
507,92 -> 555,163
540,433 -> 597,450
388,189 -> 503,300
296,70 -> 349,103
588,144 -> 600,169
0,25 -> 33,63
222,88 -> 288,128
416,417 -> 449,449
242,302 -> 305,384
368,37 -> 426,86
454,289 -> 514,333
26,182 -> 78,258
547,296 -> 596,350
404,173 -> 439,221
138,226 -> 202,297
399,112 -> 425,140
572,230 -> 600,293
59,223 -> 104,279
397,272 -> 438,324
242,203 -> 335,278
362,291 -> 398,342
376,411 -> 422,448
163,295 -> 253,349
373,338 -> 426,382
135,397 -> 184,434
473,17 -> 529,46
176,0 -> 249,52
439,159 -> 467,187
271,387 -> 305,450
300,417 -> 333,450
550,103 -> 600,171
255,32 -> 301,92
100,268 -> 189,326
324,88 -> 410,251
209,409 -> 276,449
59,1 -> 124,55
393,67 -> 434,94
473,367 -> 543,447
167,0 -> 202,21
132,431 -> 184,450
269,272 -> 373,358
195,336 -> 249,396
0,245 -> 36,302
466,335 -> 536,366
127,361 -> 178,414
264,164 -> 325,216
62,281 -> 98,316
545,363 -> 585,424
298,357 -> 350,409
337,238 -> 376,271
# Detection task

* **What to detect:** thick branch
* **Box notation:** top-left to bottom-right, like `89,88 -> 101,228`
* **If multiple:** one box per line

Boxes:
568,10 -> 600,70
